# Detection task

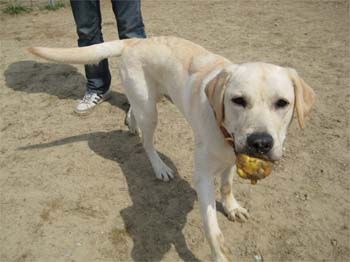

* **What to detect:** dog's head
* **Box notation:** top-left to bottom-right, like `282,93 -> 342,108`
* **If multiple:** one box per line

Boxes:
205,62 -> 315,161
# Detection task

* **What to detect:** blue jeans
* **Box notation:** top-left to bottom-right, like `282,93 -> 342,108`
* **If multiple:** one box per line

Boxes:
70,0 -> 146,94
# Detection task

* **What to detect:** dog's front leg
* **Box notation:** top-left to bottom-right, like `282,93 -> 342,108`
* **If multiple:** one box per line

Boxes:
221,165 -> 249,222
194,149 -> 230,262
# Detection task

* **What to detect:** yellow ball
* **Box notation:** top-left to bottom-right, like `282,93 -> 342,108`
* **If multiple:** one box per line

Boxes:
236,154 -> 273,185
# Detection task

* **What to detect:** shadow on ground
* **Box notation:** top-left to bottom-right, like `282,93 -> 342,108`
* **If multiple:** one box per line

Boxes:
19,130 -> 199,261
4,61 -> 129,111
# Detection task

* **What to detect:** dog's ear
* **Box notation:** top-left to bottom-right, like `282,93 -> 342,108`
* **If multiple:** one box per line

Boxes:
287,68 -> 316,129
205,69 -> 231,125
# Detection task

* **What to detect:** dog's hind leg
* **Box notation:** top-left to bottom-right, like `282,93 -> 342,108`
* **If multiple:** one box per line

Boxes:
125,107 -> 140,135
121,67 -> 174,182
133,102 -> 175,182
220,165 -> 249,222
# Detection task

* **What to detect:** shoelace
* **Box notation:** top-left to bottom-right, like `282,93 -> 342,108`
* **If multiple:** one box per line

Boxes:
81,92 -> 95,104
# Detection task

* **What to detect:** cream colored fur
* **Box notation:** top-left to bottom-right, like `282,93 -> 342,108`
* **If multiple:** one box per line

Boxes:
28,36 -> 315,262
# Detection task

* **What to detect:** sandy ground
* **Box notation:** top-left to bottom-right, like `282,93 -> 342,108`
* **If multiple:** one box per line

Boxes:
1,0 -> 349,261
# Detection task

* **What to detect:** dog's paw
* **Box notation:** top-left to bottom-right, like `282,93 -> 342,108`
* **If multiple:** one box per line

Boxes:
124,108 -> 140,135
154,163 -> 174,182
224,206 -> 249,223
214,233 -> 230,262
128,125 -> 140,136
125,117 -> 140,135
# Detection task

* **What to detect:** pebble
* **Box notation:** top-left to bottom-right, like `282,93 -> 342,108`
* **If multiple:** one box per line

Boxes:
301,193 -> 308,201
254,255 -> 263,262
295,192 -> 308,201
331,239 -> 337,246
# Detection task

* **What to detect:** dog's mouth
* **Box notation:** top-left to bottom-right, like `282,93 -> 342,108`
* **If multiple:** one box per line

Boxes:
235,146 -> 276,162
236,140 -> 280,162
221,128 -> 277,162
228,131 -> 280,162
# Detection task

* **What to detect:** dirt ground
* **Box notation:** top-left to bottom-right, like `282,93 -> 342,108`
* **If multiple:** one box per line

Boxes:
0,0 -> 349,261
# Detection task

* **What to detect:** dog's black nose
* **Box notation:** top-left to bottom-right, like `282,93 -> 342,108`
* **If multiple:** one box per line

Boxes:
247,132 -> 274,154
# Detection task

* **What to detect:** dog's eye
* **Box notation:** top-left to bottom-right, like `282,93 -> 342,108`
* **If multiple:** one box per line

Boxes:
232,97 -> 247,108
275,99 -> 289,109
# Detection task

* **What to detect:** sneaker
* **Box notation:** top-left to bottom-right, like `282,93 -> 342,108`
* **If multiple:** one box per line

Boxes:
75,89 -> 112,114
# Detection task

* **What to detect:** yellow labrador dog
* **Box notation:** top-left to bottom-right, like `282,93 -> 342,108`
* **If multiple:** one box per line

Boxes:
29,36 -> 315,261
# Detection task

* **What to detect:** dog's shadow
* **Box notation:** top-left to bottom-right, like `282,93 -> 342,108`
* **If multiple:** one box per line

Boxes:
4,60 -> 129,111
9,60 -> 200,260
19,130 -> 199,261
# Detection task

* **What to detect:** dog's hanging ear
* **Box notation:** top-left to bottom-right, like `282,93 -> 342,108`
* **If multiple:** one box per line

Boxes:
287,68 -> 316,129
205,69 -> 231,125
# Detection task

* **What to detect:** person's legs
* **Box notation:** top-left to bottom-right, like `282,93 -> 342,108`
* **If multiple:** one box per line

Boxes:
111,0 -> 146,39
70,0 -> 111,96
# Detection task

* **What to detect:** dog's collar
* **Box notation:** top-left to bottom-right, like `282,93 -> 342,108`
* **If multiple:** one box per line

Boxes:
220,124 -> 236,149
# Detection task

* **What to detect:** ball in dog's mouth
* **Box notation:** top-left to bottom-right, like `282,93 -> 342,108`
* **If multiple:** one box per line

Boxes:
236,154 -> 273,185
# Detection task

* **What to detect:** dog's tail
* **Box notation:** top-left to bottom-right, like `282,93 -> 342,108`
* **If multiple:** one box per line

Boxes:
28,40 -> 128,64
